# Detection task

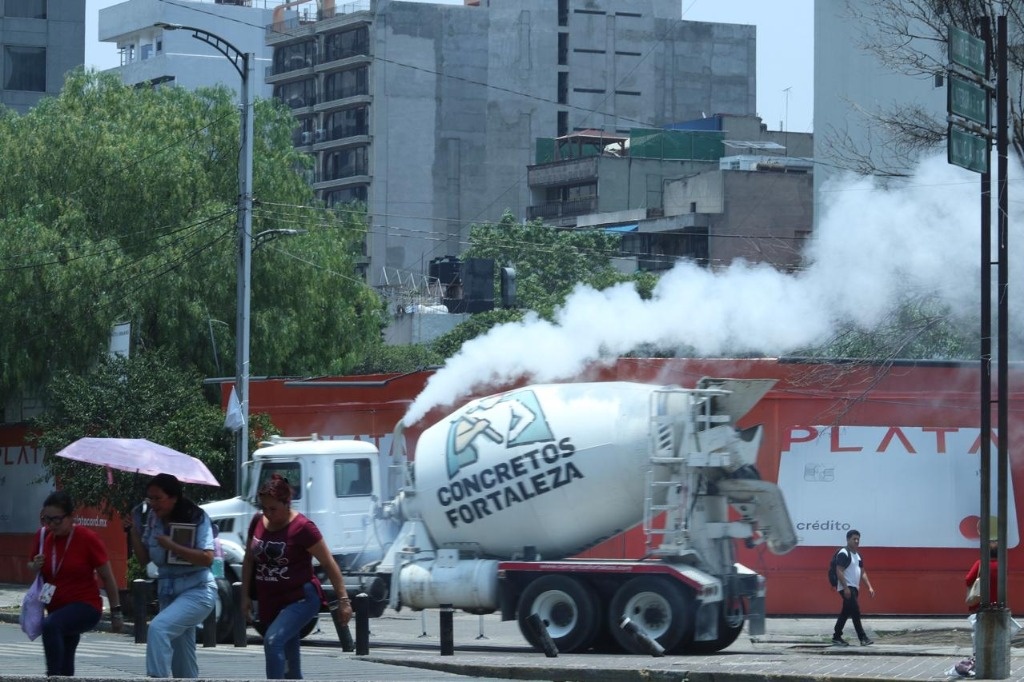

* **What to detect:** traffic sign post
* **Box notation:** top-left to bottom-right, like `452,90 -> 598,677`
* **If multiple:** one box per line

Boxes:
947,125 -> 989,174
948,75 -> 989,125
947,24 -> 992,175
949,25 -> 986,76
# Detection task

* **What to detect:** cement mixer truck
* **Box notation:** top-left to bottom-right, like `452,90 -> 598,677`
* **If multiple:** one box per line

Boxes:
203,378 -> 797,653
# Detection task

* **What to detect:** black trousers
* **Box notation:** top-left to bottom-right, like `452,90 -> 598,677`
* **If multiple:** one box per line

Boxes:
833,586 -> 867,640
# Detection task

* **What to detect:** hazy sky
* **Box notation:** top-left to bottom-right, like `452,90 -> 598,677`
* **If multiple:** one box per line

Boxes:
84,0 -> 814,133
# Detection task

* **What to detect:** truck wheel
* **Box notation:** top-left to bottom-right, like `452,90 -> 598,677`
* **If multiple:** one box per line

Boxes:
517,575 -> 602,653
196,578 -> 236,644
680,598 -> 745,654
609,576 -> 692,654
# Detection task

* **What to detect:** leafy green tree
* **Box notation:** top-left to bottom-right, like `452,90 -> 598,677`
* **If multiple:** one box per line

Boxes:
0,71 -> 384,406
461,211 -> 630,318
31,352 -> 239,517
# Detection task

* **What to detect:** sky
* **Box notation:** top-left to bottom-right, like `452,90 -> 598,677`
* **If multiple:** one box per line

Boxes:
84,0 -> 814,134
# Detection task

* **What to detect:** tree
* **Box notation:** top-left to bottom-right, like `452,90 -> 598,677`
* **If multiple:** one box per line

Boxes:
413,211 -> 655,357
0,71 -> 384,406
30,352 -> 239,517
828,0 -> 1024,174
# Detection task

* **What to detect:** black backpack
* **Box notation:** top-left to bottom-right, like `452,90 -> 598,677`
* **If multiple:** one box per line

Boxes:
827,547 -> 846,588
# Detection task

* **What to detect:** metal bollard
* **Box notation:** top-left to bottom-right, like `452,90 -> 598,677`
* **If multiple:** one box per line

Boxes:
619,616 -> 665,657
131,579 -> 149,644
525,613 -> 558,658
439,604 -> 454,656
354,593 -> 370,656
202,604 -> 217,647
328,599 -> 354,651
231,582 -> 247,647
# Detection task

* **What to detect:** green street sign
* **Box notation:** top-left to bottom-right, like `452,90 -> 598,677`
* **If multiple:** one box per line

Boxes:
948,75 -> 989,125
949,26 -> 986,77
948,125 -> 989,174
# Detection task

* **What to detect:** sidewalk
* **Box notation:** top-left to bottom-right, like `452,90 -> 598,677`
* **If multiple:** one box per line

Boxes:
1,582 -> 1018,681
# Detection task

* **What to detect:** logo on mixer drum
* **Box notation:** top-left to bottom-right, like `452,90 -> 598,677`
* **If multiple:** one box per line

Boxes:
445,389 -> 554,478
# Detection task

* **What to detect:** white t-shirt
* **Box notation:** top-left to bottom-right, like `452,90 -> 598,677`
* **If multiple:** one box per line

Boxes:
837,548 -> 863,592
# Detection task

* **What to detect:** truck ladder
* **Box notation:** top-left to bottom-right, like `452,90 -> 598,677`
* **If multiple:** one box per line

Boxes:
642,386 -> 730,557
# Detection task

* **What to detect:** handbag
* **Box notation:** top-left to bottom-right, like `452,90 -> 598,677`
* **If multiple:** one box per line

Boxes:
19,529 -> 46,640
966,577 -> 982,608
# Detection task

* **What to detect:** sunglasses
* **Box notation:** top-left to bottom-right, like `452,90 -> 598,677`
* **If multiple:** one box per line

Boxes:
41,514 -> 68,525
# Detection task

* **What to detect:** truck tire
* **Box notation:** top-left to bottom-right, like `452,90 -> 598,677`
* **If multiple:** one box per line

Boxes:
517,575 -> 602,653
608,576 -> 692,654
679,598 -> 745,654
196,578 -> 236,644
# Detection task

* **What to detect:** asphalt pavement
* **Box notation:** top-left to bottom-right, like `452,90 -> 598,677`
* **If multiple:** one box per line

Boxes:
1,582 -> 1020,681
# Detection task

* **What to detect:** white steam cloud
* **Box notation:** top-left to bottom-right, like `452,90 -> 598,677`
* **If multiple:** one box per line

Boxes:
404,154 -> 1022,425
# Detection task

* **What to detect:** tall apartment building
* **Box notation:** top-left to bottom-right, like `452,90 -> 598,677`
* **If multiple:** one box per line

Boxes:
267,0 -> 758,285
813,0 -> 945,203
0,0 -> 84,114
101,0 -> 759,285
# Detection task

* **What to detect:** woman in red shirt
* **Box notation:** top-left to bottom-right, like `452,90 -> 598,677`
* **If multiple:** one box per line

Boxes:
241,475 -> 352,679
28,491 -> 122,676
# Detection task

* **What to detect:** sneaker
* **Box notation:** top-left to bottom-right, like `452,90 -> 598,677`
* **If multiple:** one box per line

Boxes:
831,636 -> 850,646
860,637 -> 874,646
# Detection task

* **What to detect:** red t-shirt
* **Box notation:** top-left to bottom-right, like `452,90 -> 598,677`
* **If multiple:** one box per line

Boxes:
31,525 -> 108,613
250,513 -> 324,624
966,558 -> 1000,613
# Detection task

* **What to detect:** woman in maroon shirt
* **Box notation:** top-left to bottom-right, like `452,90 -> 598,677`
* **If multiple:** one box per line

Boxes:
241,475 -> 351,679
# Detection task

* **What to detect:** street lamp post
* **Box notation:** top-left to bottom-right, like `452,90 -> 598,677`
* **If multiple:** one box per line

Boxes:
155,23 -> 254,495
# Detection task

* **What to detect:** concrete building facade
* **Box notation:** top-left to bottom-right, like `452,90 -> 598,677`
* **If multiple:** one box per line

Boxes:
0,0 -> 84,114
813,0 -> 946,204
98,0 -> 278,100
266,0 -> 760,286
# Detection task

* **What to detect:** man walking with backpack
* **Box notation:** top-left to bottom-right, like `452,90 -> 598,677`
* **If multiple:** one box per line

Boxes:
831,529 -> 876,646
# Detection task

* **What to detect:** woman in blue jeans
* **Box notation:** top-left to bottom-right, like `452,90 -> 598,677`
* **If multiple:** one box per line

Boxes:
241,474 -> 351,679
127,473 -> 216,678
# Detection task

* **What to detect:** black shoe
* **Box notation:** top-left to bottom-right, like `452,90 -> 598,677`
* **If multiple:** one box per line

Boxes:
831,636 -> 850,646
860,637 -> 874,646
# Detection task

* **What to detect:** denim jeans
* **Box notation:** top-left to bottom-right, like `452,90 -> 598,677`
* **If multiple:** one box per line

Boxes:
263,581 -> 321,679
146,579 -> 216,678
41,601 -> 101,676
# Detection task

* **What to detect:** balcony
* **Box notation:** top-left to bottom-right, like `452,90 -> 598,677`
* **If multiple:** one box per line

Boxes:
527,156 -> 599,188
527,196 -> 598,221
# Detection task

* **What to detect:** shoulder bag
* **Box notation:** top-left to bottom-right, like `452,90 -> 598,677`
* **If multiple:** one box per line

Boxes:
966,577 -> 982,608
19,528 -> 46,640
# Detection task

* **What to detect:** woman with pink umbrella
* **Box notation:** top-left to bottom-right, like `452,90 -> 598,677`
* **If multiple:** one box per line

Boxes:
126,473 -> 216,678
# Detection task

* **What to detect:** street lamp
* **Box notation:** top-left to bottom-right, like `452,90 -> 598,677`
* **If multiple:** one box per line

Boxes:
155,22 -> 254,494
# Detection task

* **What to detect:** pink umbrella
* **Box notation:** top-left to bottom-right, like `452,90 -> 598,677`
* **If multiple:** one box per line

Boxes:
53,437 -> 220,487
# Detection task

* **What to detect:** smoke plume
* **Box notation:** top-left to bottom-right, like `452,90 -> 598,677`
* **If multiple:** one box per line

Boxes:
403,154 -> 1021,425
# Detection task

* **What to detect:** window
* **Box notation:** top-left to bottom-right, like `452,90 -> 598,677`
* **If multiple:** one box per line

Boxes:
5,0 -> 46,18
323,26 -> 368,63
3,46 -> 45,91
326,105 -> 368,140
557,33 -> 567,65
256,463 -> 302,501
141,44 -> 153,60
557,0 -> 567,26
323,186 -> 368,206
273,40 -> 315,74
274,78 -> 315,108
324,146 -> 368,180
557,110 -> 568,136
335,459 -> 372,497
323,67 -> 367,101
557,72 -> 567,104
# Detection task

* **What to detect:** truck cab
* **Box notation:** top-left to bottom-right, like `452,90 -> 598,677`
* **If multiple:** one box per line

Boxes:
203,436 -> 396,574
